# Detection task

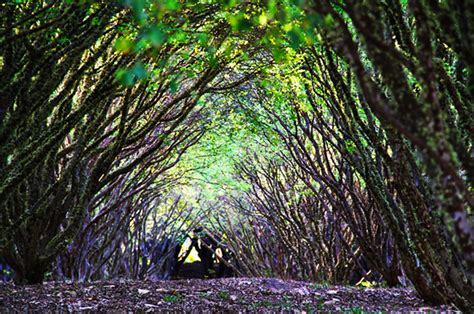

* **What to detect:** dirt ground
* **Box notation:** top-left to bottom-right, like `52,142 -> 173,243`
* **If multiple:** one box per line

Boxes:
0,277 -> 456,312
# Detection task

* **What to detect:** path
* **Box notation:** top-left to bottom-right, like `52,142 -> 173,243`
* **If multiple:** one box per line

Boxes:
0,277 -> 455,312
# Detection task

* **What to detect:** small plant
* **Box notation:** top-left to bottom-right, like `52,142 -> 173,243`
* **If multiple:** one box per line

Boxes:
250,301 -> 264,310
356,279 -> 375,288
356,279 -> 389,289
316,300 -> 325,310
348,306 -> 365,314
217,291 -> 230,300
261,300 -> 274,307
303,302 -> 313,312
311,281 -> 331,289
279,296 -> 294,309
163,293 -> 182,303
263,269 -> 274,278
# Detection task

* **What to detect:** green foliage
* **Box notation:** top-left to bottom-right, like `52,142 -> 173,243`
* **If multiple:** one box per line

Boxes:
115,62 -> 147,86
163,293 -> 183,303
1,2 -> 472,311
112,0 -> 317,87
250,296 -> 294,310
347,307 -> 367,314
356,279 -> 376,288
217,291 -> 230,300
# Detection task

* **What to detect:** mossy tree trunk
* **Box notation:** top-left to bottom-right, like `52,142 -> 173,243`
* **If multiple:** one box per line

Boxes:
0,0 -> 264,285
299,1 -> 473,310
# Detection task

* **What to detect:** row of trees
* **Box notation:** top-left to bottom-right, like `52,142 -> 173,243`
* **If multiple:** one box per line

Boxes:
0,0 -> 264,284
0,0 -> 472,311
303,2 -> 473,309
200,0 -> 473,311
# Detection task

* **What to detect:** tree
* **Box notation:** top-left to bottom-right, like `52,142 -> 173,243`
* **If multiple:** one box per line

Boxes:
189,1 -> 473,308
0,0 -> 261,284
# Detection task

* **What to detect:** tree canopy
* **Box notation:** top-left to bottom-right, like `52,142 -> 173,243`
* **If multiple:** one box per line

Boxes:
0,0 -> 472,311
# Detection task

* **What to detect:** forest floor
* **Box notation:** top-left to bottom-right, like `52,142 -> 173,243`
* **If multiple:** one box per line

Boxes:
0,277 -> 456,313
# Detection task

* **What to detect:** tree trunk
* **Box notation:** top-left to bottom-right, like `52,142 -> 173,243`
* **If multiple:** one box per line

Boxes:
13,259 -> 47,285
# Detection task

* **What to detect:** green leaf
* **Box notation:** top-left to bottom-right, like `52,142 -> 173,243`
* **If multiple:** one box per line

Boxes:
287,28 -> 303,49
228,14 -> 252,32
169,78 -> 179,94
130,0 -> 147,21
272,47 -> 286,63
172,30 -> 187,43
115,68 -> 135,87
291,0 -> 304,7
91,16 -> 101,26
147,26 -> 167,46
345,139 -> 357,154
223,0 -> 238,8
197,33 -> 209,44
131,62 -> 147,80
267,0 -> 277,17
114,37 -> 134,54
164,0 -> 180,11
115,62 -> 147,87
324,14 -> 334,27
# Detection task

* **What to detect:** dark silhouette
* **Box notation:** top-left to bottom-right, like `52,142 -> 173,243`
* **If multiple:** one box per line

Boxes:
172,228 -> 235,279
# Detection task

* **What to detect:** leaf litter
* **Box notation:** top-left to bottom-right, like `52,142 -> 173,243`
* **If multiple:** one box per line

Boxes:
0,277 -> 456,312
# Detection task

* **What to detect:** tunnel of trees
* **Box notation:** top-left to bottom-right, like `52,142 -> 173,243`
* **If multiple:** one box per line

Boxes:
0,0 -> 472,311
